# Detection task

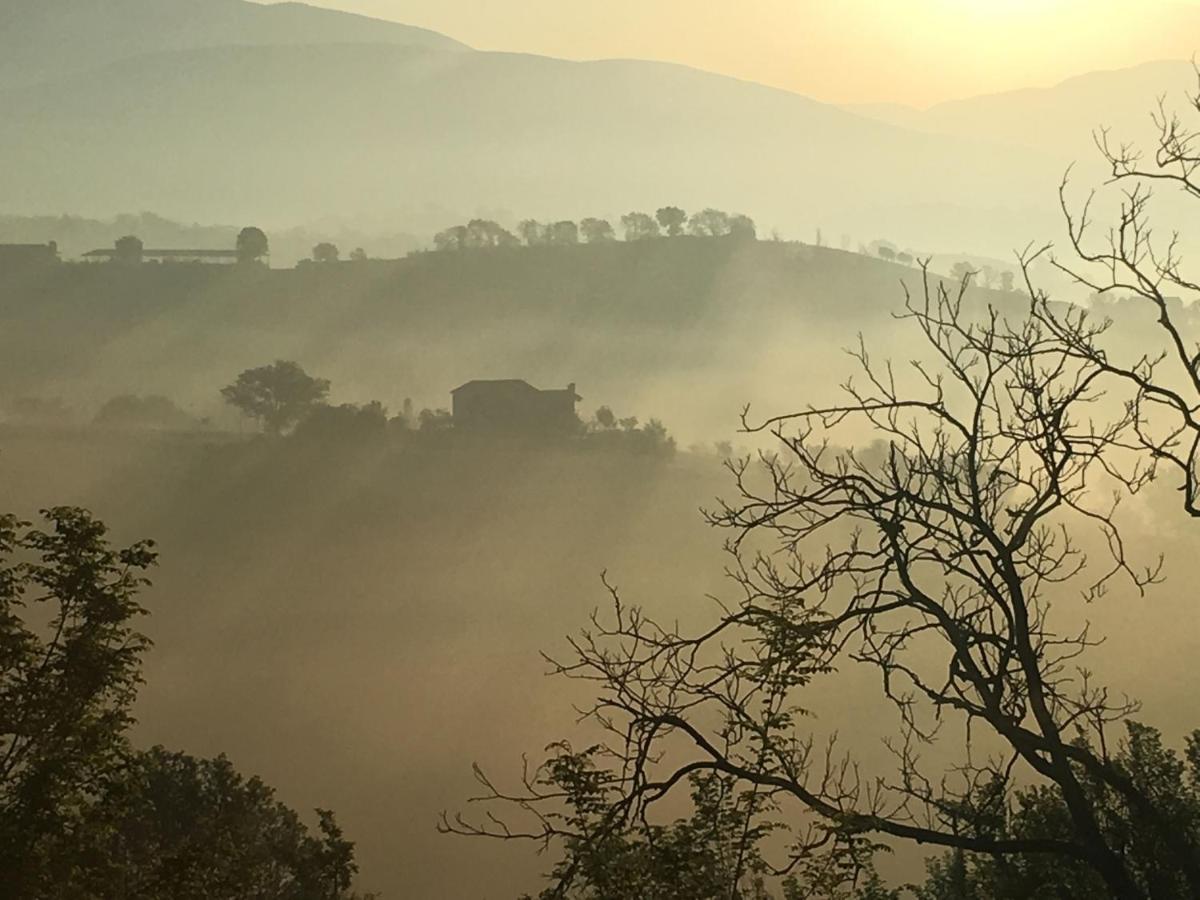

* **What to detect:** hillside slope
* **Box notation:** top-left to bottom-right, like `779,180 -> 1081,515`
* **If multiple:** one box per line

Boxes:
0,239 -> 1035,443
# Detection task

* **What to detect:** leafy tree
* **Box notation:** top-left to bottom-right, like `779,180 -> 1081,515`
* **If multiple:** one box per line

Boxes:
913,723 -> 1200,900
579,218 -> 615,243
620,212 -> 660,241
897,251 -> 914,266
949,260 -> 974,282
58,746 -> 359,900
998,270 -> 1015,291
0,508 -> 157,894
728,214 -> 757,240
655,206 -> 687,237
434,224 -> 469,251
447,743 -> 776,900
220,360 -> 331,435
466,219 -> 519,249
293,401 -> 389,442
236,226 -> 269,264
687,208 -> 731,237
113,234 -> 143,265
546,220 -> 580,246
349,247 -> 368,262
313,241 -> 340,263
518,219 -> 546,246
877,245 -> 896,261
0,508 -> 366,898
593,406 -> 616,430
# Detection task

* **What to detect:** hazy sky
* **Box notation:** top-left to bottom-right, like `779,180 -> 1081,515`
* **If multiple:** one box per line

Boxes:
279,0 -> 1200,106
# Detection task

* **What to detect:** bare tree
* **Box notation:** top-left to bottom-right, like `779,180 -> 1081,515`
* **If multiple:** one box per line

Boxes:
446,69 -> 1200,900
1035,64 -> 1200,518
448,263 -> 1199,898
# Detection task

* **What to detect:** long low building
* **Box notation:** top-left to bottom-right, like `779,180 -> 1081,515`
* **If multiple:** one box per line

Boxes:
82,248 -> 239,264
0,243 -> 60,267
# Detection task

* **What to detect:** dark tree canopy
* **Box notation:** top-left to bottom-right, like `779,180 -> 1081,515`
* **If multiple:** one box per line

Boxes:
579,218 -> 616,244
451,71 -> 1200,900
655,206 -> 688,237
0,508 -> 157,893
620,212 -> 660,241
313,241 -> 340,263
221,360 -> 331,435
236,226 -> 269,264
62,746 -> 358,900
113,233 -> 143,265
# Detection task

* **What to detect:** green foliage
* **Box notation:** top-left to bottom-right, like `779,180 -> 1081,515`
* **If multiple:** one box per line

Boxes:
313,241 -> 340,263
0,506 -> 366,898
0,508 -> 157,893
579,218 -> 615,244
221,360 -> 331,435
436,219 -> 520,251
620,211 -> 660,241
293,401 -> 390,442
57,746 -> 358,900
522,744 -> 777,900
655,206 -> 687,237
237,226 -> 270,263
912,723 -> 1200,900
113,233 -> 143,265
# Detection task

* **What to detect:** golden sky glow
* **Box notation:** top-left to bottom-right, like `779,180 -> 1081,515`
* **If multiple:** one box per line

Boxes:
285,0 -> 1200,106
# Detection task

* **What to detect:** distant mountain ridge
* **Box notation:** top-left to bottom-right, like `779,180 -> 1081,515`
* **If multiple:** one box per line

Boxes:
0,0 -> 467,90
846,59 -> 1195,158
0,0 -> 1194,258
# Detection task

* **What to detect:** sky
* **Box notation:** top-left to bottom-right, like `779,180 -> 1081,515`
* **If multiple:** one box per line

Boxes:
274,0 -> 1200,107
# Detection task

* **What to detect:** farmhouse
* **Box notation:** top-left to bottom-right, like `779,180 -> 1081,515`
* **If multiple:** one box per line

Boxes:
451,380 -> 581,433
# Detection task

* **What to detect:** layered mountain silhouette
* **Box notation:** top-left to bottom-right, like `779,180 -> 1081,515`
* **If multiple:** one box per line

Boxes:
0,0 -> 1193,255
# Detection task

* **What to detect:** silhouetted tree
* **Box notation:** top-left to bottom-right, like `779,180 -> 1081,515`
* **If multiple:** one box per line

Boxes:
728,214 -> 757,240
620,212 -> 660,241
236,226 -> 269,264
877,245 -> 896,261
999,270 -> 1015,291
220,360 -> 331,435
593,406 -> 617,430
0,508 -> 156,893
897,251 -> 914,266
546,220 -> 580,246
434,224 -> 468,251
452,255 -> 1196,896
447,743 -> 776,900
466,219 -> 519,249
655,206 -> 687,237
950,260 -> 974,282
518,219 -> 546,247
687,208 -> 731,237
350,247 -> 368,262
580,218 -> 616,244
294,401 -> 389,442
59,747 -> 360,900
313,241 -> 340,263
113,234 -> 143,265
0,508 -> 365,898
